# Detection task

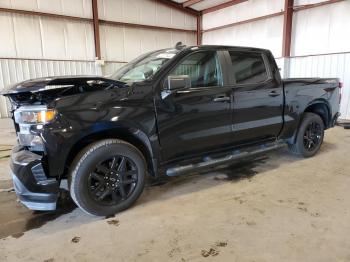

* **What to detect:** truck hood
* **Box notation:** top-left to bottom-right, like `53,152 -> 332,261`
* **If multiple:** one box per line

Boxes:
1,75 -> 128,104
2,75 -> 127,95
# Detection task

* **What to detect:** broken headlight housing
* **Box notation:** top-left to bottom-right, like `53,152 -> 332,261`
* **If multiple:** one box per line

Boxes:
14,106 -> 56,125
14,106 -> 57,150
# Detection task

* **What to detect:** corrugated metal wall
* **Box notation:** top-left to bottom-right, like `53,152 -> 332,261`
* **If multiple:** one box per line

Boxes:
202,0 -> 285,57
0,0 -> 197,118
99,0 -> 197,62
202,0 -> 350,119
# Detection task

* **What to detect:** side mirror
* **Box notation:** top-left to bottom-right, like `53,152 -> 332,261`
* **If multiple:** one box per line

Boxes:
167,75 -> 191,91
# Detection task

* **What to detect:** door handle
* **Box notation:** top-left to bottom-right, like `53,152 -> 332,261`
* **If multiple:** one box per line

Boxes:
213,96 -> 231,102
268,91 -> 281,97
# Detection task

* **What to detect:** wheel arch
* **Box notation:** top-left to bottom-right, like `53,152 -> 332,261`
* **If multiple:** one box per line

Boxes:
287,99 -> 330,145
304,99 -> 331,129
63,126 -> 158,179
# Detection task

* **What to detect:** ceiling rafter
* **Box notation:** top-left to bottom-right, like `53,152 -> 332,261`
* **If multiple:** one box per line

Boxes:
183,0 -> 203,8
202,0 -> 248,14
156,0 -> 200,16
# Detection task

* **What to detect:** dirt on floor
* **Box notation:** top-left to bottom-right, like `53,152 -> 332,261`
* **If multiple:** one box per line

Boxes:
0,119 -> 350,262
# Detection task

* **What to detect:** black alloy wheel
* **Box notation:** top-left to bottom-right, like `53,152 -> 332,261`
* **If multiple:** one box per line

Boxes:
303,121 -> 323,152
69,139 -> 146,216
88,156 -> 138,206
288,112 -> 325,157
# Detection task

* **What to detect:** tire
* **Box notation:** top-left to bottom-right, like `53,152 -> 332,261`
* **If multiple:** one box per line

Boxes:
68,139 -> 146,216
288,112 -> 325,157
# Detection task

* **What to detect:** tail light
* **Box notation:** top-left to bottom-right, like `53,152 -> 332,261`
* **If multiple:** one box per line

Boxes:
339,82 -> 343,104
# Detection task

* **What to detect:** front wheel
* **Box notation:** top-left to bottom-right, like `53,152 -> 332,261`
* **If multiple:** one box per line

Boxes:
288,112 -> 325,157
69,139 -> 146,216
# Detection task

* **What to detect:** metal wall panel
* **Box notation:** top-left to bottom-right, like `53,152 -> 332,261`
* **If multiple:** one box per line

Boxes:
0,59 -> 102,118
202,0 -> 284,30
202,15 -> 284,57
0,0 -> 92,18
292,1 -> 350,56
0,12 -> 95,60
100,24 -> 196,61
98,0 -> 196,30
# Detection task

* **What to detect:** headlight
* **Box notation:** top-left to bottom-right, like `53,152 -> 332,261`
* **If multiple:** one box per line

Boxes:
14,106 -> 57,124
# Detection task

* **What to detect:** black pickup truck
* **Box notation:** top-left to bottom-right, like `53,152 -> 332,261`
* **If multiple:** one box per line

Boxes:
2,45 -> 341,216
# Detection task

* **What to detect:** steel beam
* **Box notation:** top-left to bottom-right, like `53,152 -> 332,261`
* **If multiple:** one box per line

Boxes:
203,11 -> 284,33
294,0 -> 345,11
156,0 -> 199,16
100,20 -> 196,33
92,0 -> 101,60
0,7 -> 195,33
0,7 -> 91,22
202,0 -> 248,14
183,0 -> 203,8
282,0 -> 294,57
197,14 -> 202,45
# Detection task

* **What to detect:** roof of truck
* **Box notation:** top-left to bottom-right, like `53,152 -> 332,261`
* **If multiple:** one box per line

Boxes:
184,45 -> 270,53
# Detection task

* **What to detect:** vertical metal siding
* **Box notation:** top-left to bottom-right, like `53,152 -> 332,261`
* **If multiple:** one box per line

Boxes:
0,59 -> 102,118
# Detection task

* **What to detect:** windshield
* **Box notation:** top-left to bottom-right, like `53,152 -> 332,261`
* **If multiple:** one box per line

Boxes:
110,49 -> 180,83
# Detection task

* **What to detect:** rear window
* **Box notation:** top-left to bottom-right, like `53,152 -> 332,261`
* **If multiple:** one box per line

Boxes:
229,51 -> 268,85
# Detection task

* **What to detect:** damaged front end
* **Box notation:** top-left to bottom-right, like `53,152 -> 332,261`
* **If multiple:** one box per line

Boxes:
2,76 -> 127,211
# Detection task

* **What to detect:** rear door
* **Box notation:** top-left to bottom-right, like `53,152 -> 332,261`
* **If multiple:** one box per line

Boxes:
155,50 -> 233,162
226,50 -> 284,145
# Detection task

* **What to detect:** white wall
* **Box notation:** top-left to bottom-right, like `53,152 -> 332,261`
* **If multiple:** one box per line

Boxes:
0,13 -> 95,60
202,0 -> 284,57
203,15 -> 284,57
292,1 -> 350,56
202,0 -> 284,30
98,0 -> 197,62
0,0 -> 92,18
98,0 -> 196,30
100,24 -> 196,62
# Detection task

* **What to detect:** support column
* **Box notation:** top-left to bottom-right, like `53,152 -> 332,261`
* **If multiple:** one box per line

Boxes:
92,0 -> 101,60
197,14 -> 202,45
282,0 -> 294,57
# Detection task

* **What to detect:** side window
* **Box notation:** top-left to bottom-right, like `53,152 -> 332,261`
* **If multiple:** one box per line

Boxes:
170,51 -> 222,88
229,51 -> 269,85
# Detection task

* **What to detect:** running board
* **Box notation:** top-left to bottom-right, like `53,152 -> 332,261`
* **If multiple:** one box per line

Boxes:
166,142 -> 286,177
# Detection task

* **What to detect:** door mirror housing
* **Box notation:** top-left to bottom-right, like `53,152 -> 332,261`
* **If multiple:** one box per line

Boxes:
167,75 -> 191,91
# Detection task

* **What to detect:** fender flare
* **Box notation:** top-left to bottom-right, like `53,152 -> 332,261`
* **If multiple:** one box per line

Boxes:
62,121 -> 160,178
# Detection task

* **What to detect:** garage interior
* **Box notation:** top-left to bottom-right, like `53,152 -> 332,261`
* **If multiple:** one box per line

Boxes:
0,0 -> 350,261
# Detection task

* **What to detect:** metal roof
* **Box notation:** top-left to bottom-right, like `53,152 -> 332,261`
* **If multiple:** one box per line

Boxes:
170,0 -> 246,13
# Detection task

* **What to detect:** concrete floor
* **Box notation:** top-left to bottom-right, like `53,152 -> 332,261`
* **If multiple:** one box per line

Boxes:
0,118 -> 350,262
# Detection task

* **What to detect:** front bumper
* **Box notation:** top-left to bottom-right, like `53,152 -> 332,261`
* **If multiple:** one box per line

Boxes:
10,145 -> 59,211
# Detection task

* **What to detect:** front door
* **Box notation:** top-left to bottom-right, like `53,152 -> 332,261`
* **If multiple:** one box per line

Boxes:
155,50 -> 233,162
227,50 -> 284,145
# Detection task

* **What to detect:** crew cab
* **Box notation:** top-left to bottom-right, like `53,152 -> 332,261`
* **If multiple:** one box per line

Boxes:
2,44 -> 341,216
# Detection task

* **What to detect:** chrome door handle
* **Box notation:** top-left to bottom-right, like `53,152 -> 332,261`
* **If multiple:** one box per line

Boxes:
213,96 -> 230,102
268,91 -> 280,97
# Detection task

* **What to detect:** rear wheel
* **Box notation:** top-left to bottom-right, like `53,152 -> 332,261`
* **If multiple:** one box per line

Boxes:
69,139 -> 146,216
288,112 -> 324,157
